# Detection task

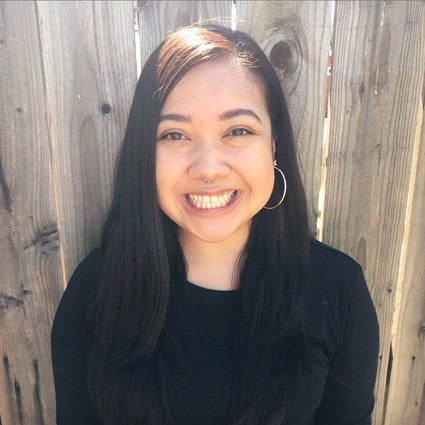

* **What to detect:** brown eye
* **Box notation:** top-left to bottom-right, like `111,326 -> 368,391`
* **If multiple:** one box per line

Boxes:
161,132 -> 187,141
228,128 -> 251,137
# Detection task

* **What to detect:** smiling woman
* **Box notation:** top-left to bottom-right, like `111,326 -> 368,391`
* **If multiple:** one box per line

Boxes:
51,24 -> 379,425
156,59 -> 275,256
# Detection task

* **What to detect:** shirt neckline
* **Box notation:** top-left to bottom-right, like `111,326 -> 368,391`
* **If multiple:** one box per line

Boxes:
184,280 -> 239,304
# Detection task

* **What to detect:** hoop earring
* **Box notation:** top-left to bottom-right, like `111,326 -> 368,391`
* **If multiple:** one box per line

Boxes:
264,162 -> 287,210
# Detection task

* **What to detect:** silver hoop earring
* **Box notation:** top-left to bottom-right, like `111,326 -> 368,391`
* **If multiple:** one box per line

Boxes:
264,162 -> 287,210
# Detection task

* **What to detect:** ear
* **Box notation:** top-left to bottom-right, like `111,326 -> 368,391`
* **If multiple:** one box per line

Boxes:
272,138 -> 276,157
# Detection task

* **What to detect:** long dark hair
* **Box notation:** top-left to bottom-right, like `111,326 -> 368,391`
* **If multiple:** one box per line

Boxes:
86,24 -> 310,425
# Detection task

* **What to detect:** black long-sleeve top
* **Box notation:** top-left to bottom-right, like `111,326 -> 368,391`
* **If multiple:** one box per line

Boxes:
51,239 -> 379,425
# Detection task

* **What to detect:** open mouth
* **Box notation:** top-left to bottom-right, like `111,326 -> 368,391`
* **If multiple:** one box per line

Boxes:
186,190 -> 237,210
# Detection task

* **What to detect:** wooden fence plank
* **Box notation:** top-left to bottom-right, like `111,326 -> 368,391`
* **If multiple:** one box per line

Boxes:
322,2 -> 425,424
137,0 -> 233,68
1,1 -> 425,424
236,0 -> 332,234
383,70 -> 425,424
0,1 -> 63,423
36,0 -> 137,279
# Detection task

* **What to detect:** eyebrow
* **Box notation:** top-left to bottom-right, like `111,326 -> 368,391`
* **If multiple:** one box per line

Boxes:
158,108 -> 262,124
158,113 -> 191,123
219,108 -> 262,124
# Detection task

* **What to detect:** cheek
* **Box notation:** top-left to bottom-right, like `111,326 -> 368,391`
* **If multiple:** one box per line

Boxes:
257,153 -> 275,183
155,151 -> 170,187
156,147 -> 186,180
155,163 -> 168,203
155,156 -> 180,209
259,162 -> 276,200
157,181 -> 165,193
266,168 -> 276,193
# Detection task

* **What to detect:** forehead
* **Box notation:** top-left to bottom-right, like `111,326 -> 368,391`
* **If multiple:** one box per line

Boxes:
161,59 -> 267,112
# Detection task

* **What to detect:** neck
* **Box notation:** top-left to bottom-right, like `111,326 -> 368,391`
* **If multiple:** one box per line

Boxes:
179,233 -> 247,291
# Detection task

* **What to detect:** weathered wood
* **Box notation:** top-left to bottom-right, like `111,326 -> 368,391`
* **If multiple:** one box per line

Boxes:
237,0 -> 332,234
383,68 -> 425,425
0,1 -> 63,423
1,1 -> 136,423
322,1 -> 425,424
36,0 -> 137,279
1,1 -> 425,424
137,0 -> 233,69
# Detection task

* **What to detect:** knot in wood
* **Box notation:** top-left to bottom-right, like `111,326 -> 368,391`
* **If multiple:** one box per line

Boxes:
0,293 -> 24,311
270,40 -> 295,72
101,103 -> 112,114
32,229 -> 60,255
419,325 -> 425,335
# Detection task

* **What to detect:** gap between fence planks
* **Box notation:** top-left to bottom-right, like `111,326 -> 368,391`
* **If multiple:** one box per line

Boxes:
384,65 -> 425,424
322,2 -> 425,425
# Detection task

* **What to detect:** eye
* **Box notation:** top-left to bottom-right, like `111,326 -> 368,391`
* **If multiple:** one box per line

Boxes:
227,127 -> 253,137
159,131 -> 188,141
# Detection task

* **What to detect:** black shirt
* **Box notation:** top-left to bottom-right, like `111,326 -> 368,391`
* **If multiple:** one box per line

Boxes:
51,240 -> 379,424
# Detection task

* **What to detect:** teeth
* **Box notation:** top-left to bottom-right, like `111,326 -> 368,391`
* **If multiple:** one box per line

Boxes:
187,190 -> 236,209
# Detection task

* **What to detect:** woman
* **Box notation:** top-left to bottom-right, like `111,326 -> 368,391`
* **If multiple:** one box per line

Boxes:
51,24 -> 379,425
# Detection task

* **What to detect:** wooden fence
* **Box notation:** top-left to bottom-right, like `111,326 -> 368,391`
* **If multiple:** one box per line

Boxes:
0,1 -> 424,424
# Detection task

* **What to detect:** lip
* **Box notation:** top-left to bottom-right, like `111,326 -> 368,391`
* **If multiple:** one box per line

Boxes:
182,190 -> 240,214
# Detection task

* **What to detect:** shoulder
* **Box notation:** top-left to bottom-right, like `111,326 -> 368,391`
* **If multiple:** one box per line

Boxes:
308,238 -> 367,307
54,248 -> 104,319
310,238 -> 362,282
305,241 -> 379,422
66,248 -> 103,293
306,239 -> 376,357
308,238 -> 365,301
70,247 -> 104,282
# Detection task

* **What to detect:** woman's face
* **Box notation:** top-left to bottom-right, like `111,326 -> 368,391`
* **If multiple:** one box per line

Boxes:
155,59 -> 275,247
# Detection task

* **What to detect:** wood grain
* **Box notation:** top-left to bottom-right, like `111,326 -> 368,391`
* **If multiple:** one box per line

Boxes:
383,60 -> 425,425
0,2 -> 63,423
1,1 -> 425,424
1,1 -> 136,423
36,0 -> 137,279
322,1 -> 425,424
237,0 -> 332,234
137,0 -> 233,68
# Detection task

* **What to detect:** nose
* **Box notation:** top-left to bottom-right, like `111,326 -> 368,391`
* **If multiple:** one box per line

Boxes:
187,141 -> 231,182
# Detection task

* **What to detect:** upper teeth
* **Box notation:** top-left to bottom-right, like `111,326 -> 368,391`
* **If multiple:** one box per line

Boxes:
187,190 -> 236,209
